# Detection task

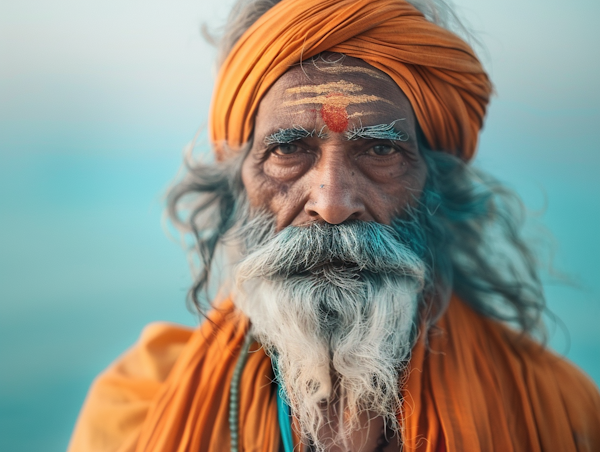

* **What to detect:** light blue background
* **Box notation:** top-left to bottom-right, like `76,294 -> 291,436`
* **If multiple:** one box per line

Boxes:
1,0 -> 598,450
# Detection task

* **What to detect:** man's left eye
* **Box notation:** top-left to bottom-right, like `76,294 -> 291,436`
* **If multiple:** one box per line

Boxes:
367,145 -> 397,156
272,144 -> 299,156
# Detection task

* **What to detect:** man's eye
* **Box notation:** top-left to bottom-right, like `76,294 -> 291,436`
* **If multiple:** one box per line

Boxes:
272,144 -> 299,156
367,144 -> 397,156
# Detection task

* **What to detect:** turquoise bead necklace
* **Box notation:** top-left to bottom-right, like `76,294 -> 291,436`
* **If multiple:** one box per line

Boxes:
229,337 -> 389,452
229,334 -> 252,452
229,335 -> 294,452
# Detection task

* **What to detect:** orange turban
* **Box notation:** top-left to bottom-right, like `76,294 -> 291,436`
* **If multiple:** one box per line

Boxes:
209,0 -> 492,160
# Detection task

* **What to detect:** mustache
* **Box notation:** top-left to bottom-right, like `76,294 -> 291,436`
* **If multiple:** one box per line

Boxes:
236,219 -> 426,280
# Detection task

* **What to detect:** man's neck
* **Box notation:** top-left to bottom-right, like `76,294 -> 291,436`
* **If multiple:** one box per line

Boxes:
301,411 -> 401,452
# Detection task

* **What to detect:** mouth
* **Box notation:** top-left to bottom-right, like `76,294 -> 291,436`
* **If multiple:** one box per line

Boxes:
306,259 -> 360,273
272,260 -> 362,279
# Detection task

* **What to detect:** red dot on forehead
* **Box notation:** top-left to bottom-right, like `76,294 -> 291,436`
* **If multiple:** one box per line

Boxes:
320,92 -> 349,134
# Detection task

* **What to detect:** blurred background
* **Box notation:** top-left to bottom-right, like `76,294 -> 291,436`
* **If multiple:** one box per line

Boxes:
1,0 -> 598,450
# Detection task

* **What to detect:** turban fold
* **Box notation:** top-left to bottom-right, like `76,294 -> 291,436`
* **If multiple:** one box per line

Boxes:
209,0 -> 492,160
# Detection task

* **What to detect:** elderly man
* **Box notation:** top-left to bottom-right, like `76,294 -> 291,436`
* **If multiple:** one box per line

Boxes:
69,0 -> 600,451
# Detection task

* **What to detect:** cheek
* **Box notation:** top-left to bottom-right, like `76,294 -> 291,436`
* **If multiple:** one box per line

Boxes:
263,155 -> 313,182
392,164 -> 427,213
358,156 -> 410,181
241,157 -> 268,208
241,155 -> 302,214
357,157 -> 427,219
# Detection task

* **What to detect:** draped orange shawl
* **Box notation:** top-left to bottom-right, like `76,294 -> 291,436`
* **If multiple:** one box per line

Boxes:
210,0 -> 492,160
69,296 -> 600,452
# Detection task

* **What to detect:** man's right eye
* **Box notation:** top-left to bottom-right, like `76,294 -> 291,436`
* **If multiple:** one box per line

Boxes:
272,144 -> 299,156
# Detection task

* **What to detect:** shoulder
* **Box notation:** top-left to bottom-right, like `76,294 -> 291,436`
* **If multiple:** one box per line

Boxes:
445,297 -> 598,389
479,305 -> 599,400
68,322 -> 194,452
448,298 -> 600,449
497,317 -> 600,435
109,322 -> 194,383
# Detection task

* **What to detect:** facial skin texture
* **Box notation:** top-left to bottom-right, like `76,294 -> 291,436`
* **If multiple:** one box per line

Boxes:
242,55 -> 428,229
238,56 -> 428,450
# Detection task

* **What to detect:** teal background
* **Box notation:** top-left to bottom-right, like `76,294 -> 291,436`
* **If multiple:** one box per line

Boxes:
1,0 -> 598,450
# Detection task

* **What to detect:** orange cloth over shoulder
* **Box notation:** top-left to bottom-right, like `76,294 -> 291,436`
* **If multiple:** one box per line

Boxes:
68,300 -> 280,452
69,296 -> 600,452
210,0 -> 492,160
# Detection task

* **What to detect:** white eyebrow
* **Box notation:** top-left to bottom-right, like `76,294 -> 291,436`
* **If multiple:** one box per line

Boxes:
344,119 -> 409,141
264,126 -> 328,145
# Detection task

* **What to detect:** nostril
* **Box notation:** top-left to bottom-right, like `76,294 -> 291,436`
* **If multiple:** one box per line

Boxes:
347,210 -> 362,220
304,181 -> 366,224
306,206 -> 320,219
304,204 -> 364,224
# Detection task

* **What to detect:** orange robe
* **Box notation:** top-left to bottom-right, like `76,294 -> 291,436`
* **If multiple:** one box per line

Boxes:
68,297 -> 600,452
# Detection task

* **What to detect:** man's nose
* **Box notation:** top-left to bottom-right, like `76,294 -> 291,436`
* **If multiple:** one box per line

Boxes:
303,156 -> 366,224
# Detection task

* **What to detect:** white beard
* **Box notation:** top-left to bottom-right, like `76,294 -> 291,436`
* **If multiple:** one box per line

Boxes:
232,219 -> 425,451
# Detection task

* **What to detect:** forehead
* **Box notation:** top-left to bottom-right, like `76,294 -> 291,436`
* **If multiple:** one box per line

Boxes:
254,56 -> 417,137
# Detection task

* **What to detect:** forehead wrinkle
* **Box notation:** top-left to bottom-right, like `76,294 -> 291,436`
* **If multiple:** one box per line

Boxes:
284,80 -> 362,95
312,65 -> 389,81
282,94 -> 393,108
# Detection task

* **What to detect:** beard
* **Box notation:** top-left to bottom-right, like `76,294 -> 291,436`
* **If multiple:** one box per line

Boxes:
232,214 -> 427,451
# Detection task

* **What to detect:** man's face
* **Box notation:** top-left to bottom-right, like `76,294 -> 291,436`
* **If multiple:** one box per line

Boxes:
235,56 -> 429,448
241,55 -> 427,230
